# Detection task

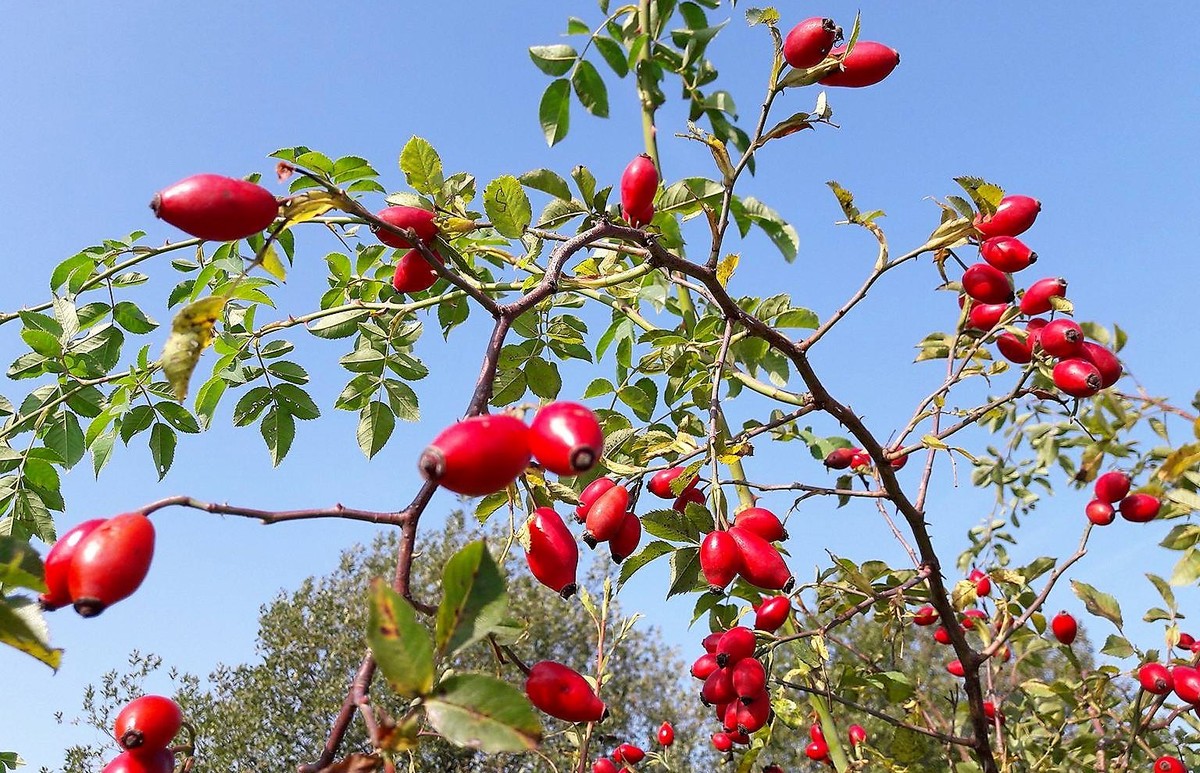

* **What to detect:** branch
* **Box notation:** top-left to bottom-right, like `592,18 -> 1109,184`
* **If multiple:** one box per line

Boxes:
140,495 -> 408,526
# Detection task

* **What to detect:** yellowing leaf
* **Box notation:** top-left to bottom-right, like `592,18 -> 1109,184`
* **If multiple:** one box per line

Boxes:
716,253 -> 740,287
1159,443 -> 1200,483
279,190 -> 341,229
260,244 -> 287,282
161,295 -> 227,402
442,216 -> 478,234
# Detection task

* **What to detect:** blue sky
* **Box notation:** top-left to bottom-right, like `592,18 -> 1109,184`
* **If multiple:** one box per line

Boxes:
2,2 -> 1199,768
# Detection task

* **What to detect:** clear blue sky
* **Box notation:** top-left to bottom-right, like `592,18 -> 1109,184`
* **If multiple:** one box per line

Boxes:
2,2 -> 1198,769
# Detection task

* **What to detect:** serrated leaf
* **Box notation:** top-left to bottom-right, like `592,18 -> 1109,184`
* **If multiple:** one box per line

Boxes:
593,36 -> 629,77
308,309 -> 369,339
539,79 -> 571,147
161,295 -> 226,402
1158,443 -> 1200,483
435,540 -> 509,659
356,401 -> 394,459
0,596 -> 61,670
525,357 -> 561,400
367,579 -> 435,699
260,404 -> 295,466
528,44 -> 577,76
571,59 -> 609,118
640,509 -> 700,544
400,136 -> 445,197
1169,548 -> 1200,586
1100,634 -> 1136,659
112,301 -> 159,334
519,169 -> 573,201
667,547 -> 702,597
148,423 -> 175,480
619,540 -> 674,588
425,673 -> 542,753
259,244 -> 287,282
484,176 -> 533,239
1070,579 -> 1123,630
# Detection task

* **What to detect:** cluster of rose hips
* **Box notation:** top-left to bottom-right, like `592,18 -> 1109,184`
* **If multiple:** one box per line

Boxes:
589,722 -> 674,773
823,445 -> 907,473
699,504 -> 795,594
961,193 -> 1123,400
803,721 -> 868,764
1136,659 -> 1197,772
99,695 -> 183,773
1084,470 -> 1162,526
40,512 -> 156,618
691,626 -> 773,752
783,16 -> 900,89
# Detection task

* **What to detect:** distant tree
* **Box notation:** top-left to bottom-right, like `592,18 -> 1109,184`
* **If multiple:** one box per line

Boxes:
51,512 -> 710,772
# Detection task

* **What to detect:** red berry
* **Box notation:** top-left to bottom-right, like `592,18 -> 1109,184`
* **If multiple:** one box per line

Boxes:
982,701 -> 1004,726
575,477 -> 616,523
38,519 -> 105,611
819,42 -> 900,88
1119,493 -> 1161,523
947,659 -> 965,677
68,513 -> 156,617
524,661 -> 607,723
711,732 -> 733,752
702,631 -> 723,653
592,759 -> 618,773
962,263 -> 1014,305
524,507 -> 580,598
728,528 -> 794,591
1138,662 -> 1174,695
732,507 -> 787,542
1037,319 -> 1084,358
720,701 -> 738,731
805,738 -> 830,761
1094,471 -> 1132,504
691,652 -> 719,680
996,330 -> 1034,364
810,724 -> 825,742
609,512 -> 642,564
584,484 -> 630,546
373,205 -> 438,249
657,721 -> 674,746
529,402 -> 604,476
1026,317 -> 1048,345
702,667 -> 737,705
620,154 -> 658,228
731,657 -> 767,700
735,692 -> 771,733
1051,611 -> 1078,645
1019,277 -> 1067,315
1080,342 -> 1122,388
1154,756 -> 1186,773
849,448 -> 871,470
1171,665 -> 1200,705
913,605 -> 938,626
1085,499 -> 1116,525
889,449 -> 909,469
700,531 -> 742,592
151,174 -> 277,242
716,626 -> 757,667
961,608 -> 988,627
1179,633 -> 1197,650
419,414 -> 532,496
934,626 -> 953,645
848,724 -> 867,745
672,487 -> 706,513
647,466 -> 698,498
783,17 -> 839,68
615,744 -> 644,764
824,447 -> 856,469
974,195 -> 1041,239
980,236 -> 1037,273
115,695 -> 182,751
390,248 -> 442,294
101,751 -> 175,773
753,596 -> 792,632
968,302 -> 1010,332
1052,359 -> 1102,398
970,569 -> 992,597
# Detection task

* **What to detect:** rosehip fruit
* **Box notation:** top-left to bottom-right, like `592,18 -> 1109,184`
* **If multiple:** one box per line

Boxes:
961,608 -> 988,627
620,154 -> 658,228
615,744 -> 644,764
672,487 -> 706,513
38,519 -> 105,611
1119,493 -> 1161,523
419,414 -> 532,496
524,661 -> 607,723
996,330 -> 1034,364
974,195 -> 1041,239
967,302 -> 1009,332
609,512 -> 642,564
732,507 -> 787,542
970,569 -> 992,597
529,402 -> 604,476
1052,358 -> 1102,398
702,631 -> 723,653
980,236 -> 1037,273
711,732 -> 734,752
913,605 -> 938,626
1080,342 -> 1122,388
849,448 -> 871,470
584,484 -> 630,546
947,659 -> 965,677
1094,471 -> 1132,504
735,692 -> 771,732
731,657 -> 767,701
783,17 -> 840,68
1138,662 -> 1174,695
805,738 -> 830,761
592,759 -> 618,773
934,626 -> 953,645
101,751 -> 175,773
1153,756 -> 1186,773
1037,319 -> 1084,358
575,477 -> 616,523
728,527 -> 794,591
753,596 -> 792,632
810,724 -> 825,742
151,174 -> 278,242
374,205 -> 438,249
819,42 -> 900,88
1085,499 -> 1116,525
983,701 -> 1004,725
648,466 -> 698,498
115,695 -> 182,751
657,721 -> 674,746
691,652 -> 720,681
524,507 -> 580,598
68,512 -> 156,617
700,530 -> 742,592
962,263 -> 1014,305
1051,611 -> 1078,645
716,626 -> 757,667
702,667 -> 737,705
391,248 -> 442,294
848,724 -> 867,745
824,447 -> 856,469
1019,277 -> 1067,316
1179,633 -> 1197,650
1171,664 -> 1200,705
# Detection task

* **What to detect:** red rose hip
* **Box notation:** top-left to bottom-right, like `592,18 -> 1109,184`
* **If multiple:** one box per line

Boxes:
974,195 -> 1041,239
819,42 -> 900,88
1019,277 -> 1067,315
374,205 -> 438,249
67,512 -> 156,617
524,661 -> 607,723
620,154 -> 658,228
1094,471 -> 1132,503
962,263 -> 1015,305
783,17 -> 839,69
1050,611 -> 1077,645
151,174 -> 278,242
648,466 -> 698,498
1118,493 -> 1161,523
529,401 -> 604,476
39,518 -> 106,611
980,236 -> 1037,272
115,694 -> 183,751
419,414 -> 532,496
524,507 -> 580,598
391,248 -> 443,294
1052,359 -> 1102,398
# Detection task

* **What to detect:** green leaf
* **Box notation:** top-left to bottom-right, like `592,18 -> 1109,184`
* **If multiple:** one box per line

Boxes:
571,59 -> 609,118
260,405 -> 295,466
274,383 -> 320,421
367,578 -> 435,699
640,509 -> 700,544
525,357 -> 561,400
155,402 -> 201,434
593,36 -> 629,77
519,169 -> 573,201
233,386 -> 273,426
1100,634 -> 1136,659
667,547 -> 703,598
383,379 -> 421,422
43,411 -> 85,469
21,329 -> 62,358
1169,547 -> 1200,586
483,176 -> 532,239
148,423 -> 176,480
0,596 -> 61,670
425,673 -> 542,753
400,136 -> 445,197
356,401 -> 394,459
539,79 -> 571,147
112,301 -> 159,334
1070,579 -> 1123,631
0,536 -> 46,592
740,197 -> 800,262
528,44 -> 577,76
307,309 -> 368,339
436,540 -> 509,659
